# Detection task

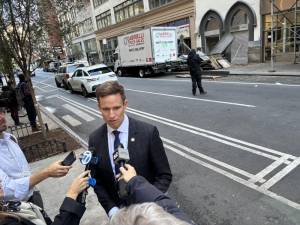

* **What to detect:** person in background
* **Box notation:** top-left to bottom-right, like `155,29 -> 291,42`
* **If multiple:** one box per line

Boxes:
16,74 -> 38,131
1,82 -> 20,125
187,49 -> 206,96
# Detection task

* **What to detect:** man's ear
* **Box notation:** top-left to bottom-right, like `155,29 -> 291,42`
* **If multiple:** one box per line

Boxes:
124,99 -> 128,108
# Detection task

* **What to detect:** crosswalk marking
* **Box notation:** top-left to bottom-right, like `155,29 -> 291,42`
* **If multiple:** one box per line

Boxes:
62,115 -> 82,126
63,104 -> 95,122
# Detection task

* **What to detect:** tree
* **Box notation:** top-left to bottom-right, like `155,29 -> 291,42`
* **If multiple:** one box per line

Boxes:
0,0 -> 47,136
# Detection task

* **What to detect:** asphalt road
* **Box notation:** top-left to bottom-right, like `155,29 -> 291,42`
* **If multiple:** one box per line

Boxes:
32,69 -> 300,225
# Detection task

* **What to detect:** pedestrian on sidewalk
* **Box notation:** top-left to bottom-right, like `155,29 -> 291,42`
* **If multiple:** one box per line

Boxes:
1,82 -> 20,126
187,49 -> 206,96
0,107 -> 72,208
16,74 -> 38,131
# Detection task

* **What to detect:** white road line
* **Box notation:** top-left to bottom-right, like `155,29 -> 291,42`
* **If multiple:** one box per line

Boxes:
43,96 -> 300,210
164,143 -> 300,210
126,88 -> 256,108
248,155 -> 290,184
33,86 -> 46,92
142,78 -> 300,87
62,115 -> 82,126
162,137 -> 261,181
63,104 -> 95,122
259,157 -> 300,190
45,94 -> 58,99
124,106 -> 295,160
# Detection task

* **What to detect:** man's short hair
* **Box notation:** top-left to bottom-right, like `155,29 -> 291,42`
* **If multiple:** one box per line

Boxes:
96,81 -> 126,103
110,203 -> 190,225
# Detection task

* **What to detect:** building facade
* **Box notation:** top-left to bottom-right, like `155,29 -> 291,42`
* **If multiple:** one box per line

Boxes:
261,0 -> 300,63
63,0 -> 195,66
93,0 -> 195,66
195,0 -> 261,64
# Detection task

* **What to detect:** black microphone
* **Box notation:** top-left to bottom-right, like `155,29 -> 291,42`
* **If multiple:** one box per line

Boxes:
113,144 -> 130,199
77,147 -> 98,204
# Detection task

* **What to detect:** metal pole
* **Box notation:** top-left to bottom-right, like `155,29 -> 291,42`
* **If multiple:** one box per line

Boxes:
294,0 -> 298,64
270,0 -> 275,72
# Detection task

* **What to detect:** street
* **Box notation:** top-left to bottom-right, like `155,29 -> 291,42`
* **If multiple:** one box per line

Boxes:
32,69 -> 300,225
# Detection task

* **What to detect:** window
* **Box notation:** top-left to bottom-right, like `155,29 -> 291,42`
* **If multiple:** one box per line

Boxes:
76,70 -> 83,77
149,0 -> 173,9
93,0 -> 108,8
114,0 -> 144,23
96,10 -> 112,30
100,37 -> 118,66
88,67 -> 112,76
78,18 -> 94,36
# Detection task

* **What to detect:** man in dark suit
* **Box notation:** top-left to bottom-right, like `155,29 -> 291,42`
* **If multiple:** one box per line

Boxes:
89,81 -> 172,217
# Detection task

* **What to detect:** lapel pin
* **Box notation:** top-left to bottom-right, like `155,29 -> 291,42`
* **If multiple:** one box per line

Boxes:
130,137 -> 135,142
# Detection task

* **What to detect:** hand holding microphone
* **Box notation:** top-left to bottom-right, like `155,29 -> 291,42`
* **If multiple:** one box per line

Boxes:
118,164 -> 137,182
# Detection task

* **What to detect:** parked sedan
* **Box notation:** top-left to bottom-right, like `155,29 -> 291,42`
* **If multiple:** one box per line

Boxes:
67,64 -> 118,97
55,63 -> 86,89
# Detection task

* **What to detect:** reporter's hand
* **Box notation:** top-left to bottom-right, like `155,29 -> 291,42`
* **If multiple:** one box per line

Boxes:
66,171 -> 90,200
119,164 -> 137,183
44,161 -> 71,178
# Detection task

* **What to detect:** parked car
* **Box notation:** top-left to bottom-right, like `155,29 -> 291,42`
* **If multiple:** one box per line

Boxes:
55,63 -> 86,89
67,64 -> 118,97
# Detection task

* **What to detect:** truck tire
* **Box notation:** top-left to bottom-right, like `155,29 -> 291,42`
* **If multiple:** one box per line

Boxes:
117,69 -> 123,77
139,69 -> 145,78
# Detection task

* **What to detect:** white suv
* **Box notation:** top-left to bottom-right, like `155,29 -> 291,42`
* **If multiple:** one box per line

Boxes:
67,64 -> 118,97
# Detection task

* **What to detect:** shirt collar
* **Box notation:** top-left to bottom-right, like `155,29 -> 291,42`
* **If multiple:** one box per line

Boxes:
107,114 -> 129,134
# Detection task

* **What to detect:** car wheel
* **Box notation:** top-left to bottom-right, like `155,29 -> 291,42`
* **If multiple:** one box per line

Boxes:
139,69 -> 145,78
68,83 -> 74,93
55,78 -> 61,88
117,68 -> 123,77
63,80 -> 69,90
82,86 -> 89,97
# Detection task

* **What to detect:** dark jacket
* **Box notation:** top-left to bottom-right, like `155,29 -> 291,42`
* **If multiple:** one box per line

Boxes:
89,117 -> 172,214
187,50 -> 202,77
0,197 -> 85,225
0,86 -> 18,109
126,176 -> 193,224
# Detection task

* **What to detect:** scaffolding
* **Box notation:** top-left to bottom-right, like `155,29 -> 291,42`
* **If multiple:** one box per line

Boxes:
269,0 -> 300,70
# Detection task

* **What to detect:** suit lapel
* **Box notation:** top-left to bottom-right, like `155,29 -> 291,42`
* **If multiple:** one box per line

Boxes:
96,126 -> 114,174
128,118 -> 138,164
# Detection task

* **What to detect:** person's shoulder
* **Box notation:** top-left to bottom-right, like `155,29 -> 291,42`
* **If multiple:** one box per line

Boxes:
129,117 -> 156,132
89,124 -> 106,139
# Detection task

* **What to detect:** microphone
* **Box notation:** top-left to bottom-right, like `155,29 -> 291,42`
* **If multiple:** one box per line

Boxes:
77,147 -> 98,204
113,144 -> 130,199
113,144 -> 130,169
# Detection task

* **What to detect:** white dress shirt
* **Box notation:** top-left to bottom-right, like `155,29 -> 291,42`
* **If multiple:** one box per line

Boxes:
0,132 -> 33,201
106,114 -> 129,218
106,114 -> 129,175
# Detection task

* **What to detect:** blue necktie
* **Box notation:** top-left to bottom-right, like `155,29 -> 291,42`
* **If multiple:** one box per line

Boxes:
112,130 -> 120,174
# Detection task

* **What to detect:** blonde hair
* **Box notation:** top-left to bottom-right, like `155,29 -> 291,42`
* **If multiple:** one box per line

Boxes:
110,203 -> 190,225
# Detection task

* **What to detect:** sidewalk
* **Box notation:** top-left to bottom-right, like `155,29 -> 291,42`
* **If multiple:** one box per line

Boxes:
5,109 -> 109,225
218,62 -> 300,77
176,62 -> 300,78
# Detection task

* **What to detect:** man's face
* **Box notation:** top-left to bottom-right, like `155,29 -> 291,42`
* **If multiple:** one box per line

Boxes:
0,112 -> 7,133
98,93 -> 128,130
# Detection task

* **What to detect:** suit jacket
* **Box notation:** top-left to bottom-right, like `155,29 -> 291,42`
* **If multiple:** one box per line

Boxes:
126,176 -> 193,224
88,117 -> 172,214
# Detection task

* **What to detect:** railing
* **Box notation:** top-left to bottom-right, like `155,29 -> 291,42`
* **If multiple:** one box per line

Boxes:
8,123 -> 48,139
21,139 -> 67,163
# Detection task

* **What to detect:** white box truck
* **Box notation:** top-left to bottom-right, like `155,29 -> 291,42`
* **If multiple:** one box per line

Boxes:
114,27 -> 177,78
